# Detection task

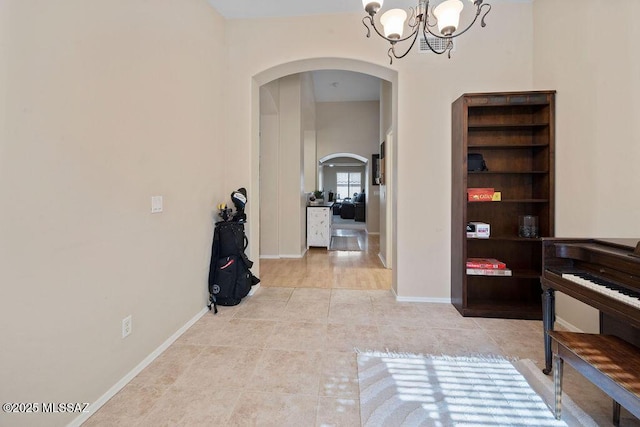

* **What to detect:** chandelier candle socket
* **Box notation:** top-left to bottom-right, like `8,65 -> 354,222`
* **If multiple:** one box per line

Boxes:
361,0 -> 492,62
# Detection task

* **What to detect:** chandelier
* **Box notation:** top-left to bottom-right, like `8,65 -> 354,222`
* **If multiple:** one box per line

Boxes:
362,0 -> 491,63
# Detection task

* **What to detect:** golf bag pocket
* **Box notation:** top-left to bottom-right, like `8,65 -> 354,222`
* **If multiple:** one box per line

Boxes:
211,256 -> 241,307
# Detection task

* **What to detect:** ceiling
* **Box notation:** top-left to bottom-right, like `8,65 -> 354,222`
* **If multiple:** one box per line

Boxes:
206,0 -> 523,19
206,0 -> 402,20
311,70 -> 381,103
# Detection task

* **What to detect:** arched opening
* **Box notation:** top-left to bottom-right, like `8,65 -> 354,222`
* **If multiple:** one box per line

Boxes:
250,58 -> 398,290
318,152 -> 368,201
319,152 -> 368,232
319,153 -> 368,163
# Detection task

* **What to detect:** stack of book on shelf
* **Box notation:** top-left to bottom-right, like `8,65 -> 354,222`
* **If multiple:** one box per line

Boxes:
466,258 -> 512,276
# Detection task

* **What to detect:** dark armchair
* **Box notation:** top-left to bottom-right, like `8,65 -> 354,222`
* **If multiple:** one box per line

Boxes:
354,192 -> 366,222
340,198 -> 355,219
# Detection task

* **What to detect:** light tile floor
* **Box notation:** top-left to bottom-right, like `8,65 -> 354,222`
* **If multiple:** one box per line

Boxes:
84,289 -> 640,426
84,231 -> 639,426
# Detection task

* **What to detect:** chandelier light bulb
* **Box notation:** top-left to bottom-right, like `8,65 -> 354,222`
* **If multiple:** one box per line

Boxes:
380,9 -> 407,40
434,0 -> 464,36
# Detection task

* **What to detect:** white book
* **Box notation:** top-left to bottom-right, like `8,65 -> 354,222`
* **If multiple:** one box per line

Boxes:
466,268 -> 512,276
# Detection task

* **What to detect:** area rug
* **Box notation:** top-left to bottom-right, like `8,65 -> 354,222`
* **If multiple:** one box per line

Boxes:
357,353 -> 598,427
329,236 -> 361,251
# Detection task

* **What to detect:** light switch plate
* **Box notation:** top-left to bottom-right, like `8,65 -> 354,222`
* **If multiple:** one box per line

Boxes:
151,196 -> 163,213
122,315 -> 132,338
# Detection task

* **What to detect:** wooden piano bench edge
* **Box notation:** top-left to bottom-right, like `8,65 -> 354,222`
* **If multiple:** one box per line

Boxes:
548,330 -> 640,426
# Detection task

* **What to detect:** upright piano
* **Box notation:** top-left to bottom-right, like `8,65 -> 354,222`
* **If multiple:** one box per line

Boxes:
541,238 -> 640,374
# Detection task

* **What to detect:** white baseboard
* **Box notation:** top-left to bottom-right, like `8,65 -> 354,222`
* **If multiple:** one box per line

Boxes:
68,307 -> 209,427
367,231 -> 380,235
259,253 -> 305,259
377,252 -> 387,268
248,283 -> 261,295
280,253 -> 305,259
390,287 -> 449,303
396,295 -> 451,304
555,316 -> 585,333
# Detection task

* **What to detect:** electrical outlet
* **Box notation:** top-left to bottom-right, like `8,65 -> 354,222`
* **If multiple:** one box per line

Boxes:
122,315 -> 132,338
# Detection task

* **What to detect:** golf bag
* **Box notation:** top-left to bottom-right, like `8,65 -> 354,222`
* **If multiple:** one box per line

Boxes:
207,221 -> 259,314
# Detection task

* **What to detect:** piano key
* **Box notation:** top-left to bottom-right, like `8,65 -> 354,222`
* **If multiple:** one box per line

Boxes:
562,273 -> 640,309
578,273 -> 640,298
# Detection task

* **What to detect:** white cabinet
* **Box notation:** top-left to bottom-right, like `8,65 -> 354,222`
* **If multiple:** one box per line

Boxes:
307,205 -> 332,248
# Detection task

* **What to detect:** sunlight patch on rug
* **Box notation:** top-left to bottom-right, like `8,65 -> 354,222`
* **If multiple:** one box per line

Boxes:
330,236 -> 361,251
357,353 -> 597,427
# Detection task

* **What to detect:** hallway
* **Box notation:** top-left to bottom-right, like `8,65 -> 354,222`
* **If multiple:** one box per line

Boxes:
259,230 -> 391,290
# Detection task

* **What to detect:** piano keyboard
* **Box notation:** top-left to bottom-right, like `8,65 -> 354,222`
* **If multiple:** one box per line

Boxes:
562,272 -> 640,309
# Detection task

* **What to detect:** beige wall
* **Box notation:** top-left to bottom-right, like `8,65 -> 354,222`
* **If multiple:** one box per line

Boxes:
0,1 -> 227,426
277,75 -> 307,257
300,74 -> 317,251
259,112 -> 281,256
316,101 -> 381,233
259,74 -> 315,258
259,82 -> 281,257
379,80 -> 393,269
303,130 -> 317,193
225,3 -> 535,299
533,0 -> 640,331
316,101 -> 380,159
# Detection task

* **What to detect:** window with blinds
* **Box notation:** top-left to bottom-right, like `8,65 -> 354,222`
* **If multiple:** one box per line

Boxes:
336,172 -> 362,200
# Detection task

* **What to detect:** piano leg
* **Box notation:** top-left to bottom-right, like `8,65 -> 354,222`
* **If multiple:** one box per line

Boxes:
542,287 -> 555,375
553,354 -> 564,420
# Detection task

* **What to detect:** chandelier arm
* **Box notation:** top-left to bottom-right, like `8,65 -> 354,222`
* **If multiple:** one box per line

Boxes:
407,8 -> 421,30
423,2 -> 439,31
362,17 -> 372,38
388,29 -> 421,64
423,2 -> 491,40
480,4 -> 491,27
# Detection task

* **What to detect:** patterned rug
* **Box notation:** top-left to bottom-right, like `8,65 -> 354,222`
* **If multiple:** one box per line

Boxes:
357,353 -> 597,427
329,236 -> 361,251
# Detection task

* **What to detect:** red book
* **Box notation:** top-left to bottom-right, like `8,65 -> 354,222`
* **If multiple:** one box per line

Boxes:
466,258 -> 507,269
467,188 -> 495,202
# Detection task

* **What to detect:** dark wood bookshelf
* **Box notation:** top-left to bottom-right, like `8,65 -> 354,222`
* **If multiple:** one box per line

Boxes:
451,91 -> 556,319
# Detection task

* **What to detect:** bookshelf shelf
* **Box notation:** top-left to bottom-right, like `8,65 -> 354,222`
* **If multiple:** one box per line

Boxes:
468,123 -> 549,129
468,199 -> 550,203
469,171 -> 549,175
468,144 -> 550,149
467,236 -> 543,242
451,91 -> 555,319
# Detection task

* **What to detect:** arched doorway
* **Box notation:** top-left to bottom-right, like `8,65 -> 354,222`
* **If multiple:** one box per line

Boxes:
250,58 -> 397,288
318,152 -> 369,201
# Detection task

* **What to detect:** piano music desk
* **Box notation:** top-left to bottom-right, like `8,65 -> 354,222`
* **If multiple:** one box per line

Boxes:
548,330 -> 640,426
